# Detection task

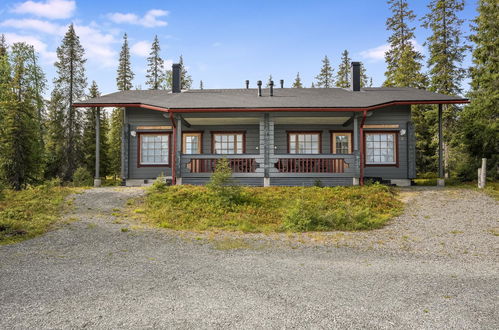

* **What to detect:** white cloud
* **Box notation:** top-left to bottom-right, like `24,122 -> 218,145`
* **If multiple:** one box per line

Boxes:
108,9 -> 168,28
131,40 -> 150,57
3,32 -> 57,63
360,39 -> 424,62
73,24 -> 117,67
11,0 -> 76,20
0,18 -> 64,34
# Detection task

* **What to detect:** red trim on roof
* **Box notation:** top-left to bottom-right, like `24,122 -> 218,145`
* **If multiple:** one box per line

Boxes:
72,99 -> 469,112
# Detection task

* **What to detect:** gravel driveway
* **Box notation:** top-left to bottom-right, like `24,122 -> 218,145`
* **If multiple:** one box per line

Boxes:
0,187 -> 497,329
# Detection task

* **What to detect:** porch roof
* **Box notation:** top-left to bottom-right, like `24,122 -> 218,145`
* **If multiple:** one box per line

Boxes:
73,87 -> 468,112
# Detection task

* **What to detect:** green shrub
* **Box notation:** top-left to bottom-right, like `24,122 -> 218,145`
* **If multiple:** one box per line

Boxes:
151,173 -> 168,191
72,167 -> 93,187
313,179 -> 324,187
206,158 -> 245,206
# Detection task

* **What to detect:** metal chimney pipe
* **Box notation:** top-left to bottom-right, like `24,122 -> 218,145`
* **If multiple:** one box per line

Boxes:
172,63 -> 181,93
351,62 -> 361,92
269,80 -> 274,96
280,79 -> 284,88
257,80 -> 262,96
245,80 -> 249,89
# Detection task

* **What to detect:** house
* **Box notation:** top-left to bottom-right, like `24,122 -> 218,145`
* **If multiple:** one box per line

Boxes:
73,62 -> 468,187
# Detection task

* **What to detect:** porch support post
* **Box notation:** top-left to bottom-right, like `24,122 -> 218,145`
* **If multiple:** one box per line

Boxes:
438,104 -> 444,186
176,115 -> 182,185
263,113 -> 271,187
120,108 -> 129,186
352,113 -> 360,185
94,107 -> 101,187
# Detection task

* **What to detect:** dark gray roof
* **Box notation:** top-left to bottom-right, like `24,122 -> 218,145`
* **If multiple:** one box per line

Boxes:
73,87 -> 468,110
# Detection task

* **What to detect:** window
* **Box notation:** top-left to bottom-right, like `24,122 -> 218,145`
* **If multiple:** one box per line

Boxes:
139,133 -> 169,166
365,132 -> 397,165
183,132 -> 202,154
212,132 -> 244,154
332,132 -> 352,154
288,132 -> 321,154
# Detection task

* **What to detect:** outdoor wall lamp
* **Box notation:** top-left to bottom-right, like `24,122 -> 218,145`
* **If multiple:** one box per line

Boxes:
130,130 -> 137,137
400,129 -> 406,136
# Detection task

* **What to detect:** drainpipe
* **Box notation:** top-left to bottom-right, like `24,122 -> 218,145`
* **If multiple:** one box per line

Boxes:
359,110 -> 368,185
169,111 -> 176,185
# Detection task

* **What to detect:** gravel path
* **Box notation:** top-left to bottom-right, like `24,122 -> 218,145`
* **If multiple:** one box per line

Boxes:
0,187 -> 497,329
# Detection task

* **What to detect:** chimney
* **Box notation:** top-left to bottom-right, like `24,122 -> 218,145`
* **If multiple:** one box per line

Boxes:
269,80 -> 274,96
257,80 -> 262,96
351,62 -> 361,92
280,79 -> 284,88
172,63 -> 181,93
245,80 -> 249,89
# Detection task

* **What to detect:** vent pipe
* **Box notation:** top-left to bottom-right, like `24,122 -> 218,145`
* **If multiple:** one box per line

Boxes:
351,62 -> 361,92
172,63 -> 181,93
245,80 -> 249,89
257,80 -> 262,96
280,79 -> 284,88
269,80 -> 274,96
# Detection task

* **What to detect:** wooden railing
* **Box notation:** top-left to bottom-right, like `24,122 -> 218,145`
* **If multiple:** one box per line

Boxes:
274,158 -> 348,173
187,158 -> 257,173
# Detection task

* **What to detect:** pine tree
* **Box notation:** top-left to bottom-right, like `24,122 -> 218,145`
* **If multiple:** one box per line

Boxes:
179,55 -> 192,90
0,43 -> 44,189
52,24 -> 87,181
335,50 -> 351,88
116,33 -> 134,91
292,72 -> 303,88
145,35 -> 165,90
82,81 -> 109,178
458,0 -> 498,179
199,80 -> 204,90
315,55 -> 334,88
422,0 -> 468,176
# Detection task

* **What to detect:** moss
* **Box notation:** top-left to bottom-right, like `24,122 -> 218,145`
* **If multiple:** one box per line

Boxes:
132,184 -> 403,233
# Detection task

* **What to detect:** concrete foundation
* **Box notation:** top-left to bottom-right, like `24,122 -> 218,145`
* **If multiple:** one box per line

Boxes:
93,179 -> 102,187
437,178 -> 445,187
390,179 -> 411,187
352,178 -> 360,186
264,177 -> 270,187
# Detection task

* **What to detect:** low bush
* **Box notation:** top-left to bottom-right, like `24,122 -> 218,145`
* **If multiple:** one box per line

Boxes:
72,167 -> 93,187
0,183 -> 73,244
138,183 -> 403,233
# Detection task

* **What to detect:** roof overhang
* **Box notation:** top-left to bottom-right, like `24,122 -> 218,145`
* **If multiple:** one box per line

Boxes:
72,99 -> 469,113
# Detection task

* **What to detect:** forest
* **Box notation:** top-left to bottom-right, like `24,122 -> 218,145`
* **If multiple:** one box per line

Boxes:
0,0 -> 497,191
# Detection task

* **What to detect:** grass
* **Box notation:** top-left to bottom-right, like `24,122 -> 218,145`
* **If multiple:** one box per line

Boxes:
131,184 -> 403,233
0,183 -> 75,245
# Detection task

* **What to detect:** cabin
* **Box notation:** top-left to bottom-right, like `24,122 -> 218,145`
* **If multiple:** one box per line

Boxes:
73,62 -> 468,187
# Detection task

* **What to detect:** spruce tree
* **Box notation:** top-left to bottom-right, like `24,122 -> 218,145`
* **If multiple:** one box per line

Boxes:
315,55 -> 334,88
145,36 -> 165,90
179,55 -> 192,90
422,0 -> 468,176
116,33 -> 134,91
360,63 -> 369,87
52,24 -> 87,181
292,72 -> 303,88
0,43 -> 44,189
82,81 -> 109,178
458,0 -> 498,179
45,90 -> 66,179
336,50 -> 351,88
0,34 -> 7,58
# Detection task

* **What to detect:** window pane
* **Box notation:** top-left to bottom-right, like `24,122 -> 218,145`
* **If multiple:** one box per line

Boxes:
141,134 -> 169,164
214,133 -> 244,154
289,133 -> 319,154
365,133 -> 396,165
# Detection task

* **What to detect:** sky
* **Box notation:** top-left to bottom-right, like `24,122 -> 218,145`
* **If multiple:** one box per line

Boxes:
0,0 -> 478,96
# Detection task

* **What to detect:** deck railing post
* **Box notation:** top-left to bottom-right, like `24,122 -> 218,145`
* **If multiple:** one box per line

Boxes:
94,107 -> 101,187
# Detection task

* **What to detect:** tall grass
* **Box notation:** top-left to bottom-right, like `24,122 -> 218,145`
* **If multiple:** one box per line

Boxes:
137,184 -> 403,233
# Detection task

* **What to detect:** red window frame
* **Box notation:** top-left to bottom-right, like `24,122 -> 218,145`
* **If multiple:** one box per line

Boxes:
210,131 -> 246,154
363,131 -> 399,167
287,131 -> 322,154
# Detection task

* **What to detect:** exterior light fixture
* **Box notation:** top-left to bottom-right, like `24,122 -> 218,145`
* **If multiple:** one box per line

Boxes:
130,130 -> 137,137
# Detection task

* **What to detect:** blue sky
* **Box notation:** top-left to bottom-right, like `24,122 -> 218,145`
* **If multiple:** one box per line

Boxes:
0,0 -> 478,96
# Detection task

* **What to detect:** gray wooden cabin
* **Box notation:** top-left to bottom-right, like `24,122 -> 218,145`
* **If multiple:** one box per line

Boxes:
74,62 -> 468,187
